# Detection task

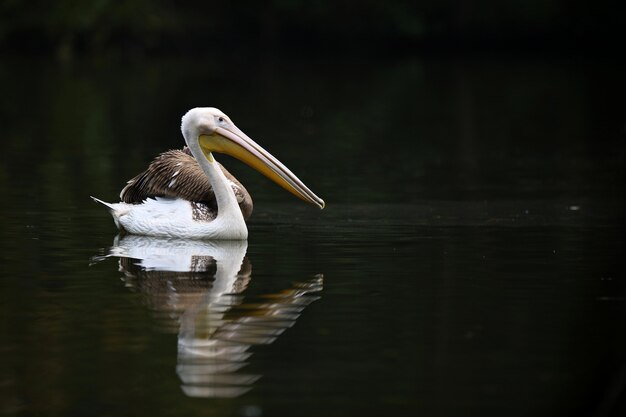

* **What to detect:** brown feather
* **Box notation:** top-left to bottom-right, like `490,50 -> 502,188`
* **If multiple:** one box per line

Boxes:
120,147 -> 253,220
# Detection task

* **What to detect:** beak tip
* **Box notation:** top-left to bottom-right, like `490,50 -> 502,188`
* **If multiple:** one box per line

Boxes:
318,199 -> 326,210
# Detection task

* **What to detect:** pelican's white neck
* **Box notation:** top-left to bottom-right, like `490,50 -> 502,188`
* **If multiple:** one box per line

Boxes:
181,120 -> 243,228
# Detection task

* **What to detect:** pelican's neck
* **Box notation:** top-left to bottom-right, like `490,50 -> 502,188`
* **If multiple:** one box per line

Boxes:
185,134 -> 241,221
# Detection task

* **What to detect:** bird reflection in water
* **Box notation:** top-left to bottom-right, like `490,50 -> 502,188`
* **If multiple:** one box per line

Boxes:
95,235 -> 323,398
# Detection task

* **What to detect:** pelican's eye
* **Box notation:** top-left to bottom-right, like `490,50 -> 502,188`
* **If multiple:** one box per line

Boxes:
218,117 -> 225,123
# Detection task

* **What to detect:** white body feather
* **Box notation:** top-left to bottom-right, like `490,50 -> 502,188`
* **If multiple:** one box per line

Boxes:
92,196 -> 248,240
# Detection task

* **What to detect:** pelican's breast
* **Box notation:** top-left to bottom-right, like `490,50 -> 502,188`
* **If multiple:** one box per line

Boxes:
190,201 -> 217,222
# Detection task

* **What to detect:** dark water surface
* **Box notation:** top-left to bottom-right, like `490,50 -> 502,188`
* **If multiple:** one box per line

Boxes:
0,55 -> 625,416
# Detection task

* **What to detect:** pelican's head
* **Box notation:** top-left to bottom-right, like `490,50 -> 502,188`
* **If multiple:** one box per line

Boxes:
181,107 -> 325,209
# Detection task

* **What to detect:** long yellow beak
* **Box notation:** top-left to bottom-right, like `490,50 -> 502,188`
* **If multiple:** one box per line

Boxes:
198,126 -> 325,209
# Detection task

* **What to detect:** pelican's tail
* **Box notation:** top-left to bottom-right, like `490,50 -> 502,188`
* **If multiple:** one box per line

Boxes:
90,196 -> 116,210
90,196 -> 130,232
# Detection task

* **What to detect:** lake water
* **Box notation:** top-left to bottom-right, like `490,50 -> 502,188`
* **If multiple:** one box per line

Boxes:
0,54 -> 624,416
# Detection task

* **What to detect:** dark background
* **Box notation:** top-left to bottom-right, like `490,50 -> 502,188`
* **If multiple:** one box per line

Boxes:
1,0 -> 625,59
1,0 -> 625,206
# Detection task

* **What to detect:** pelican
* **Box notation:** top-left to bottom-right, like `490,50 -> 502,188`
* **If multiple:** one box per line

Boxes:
92,107 -> 325,239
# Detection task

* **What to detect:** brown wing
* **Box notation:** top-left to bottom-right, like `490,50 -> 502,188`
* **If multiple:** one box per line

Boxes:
120,147 -> 253,220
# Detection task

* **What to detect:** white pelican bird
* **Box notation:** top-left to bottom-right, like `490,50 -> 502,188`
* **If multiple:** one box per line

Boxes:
92,107 -> 325,239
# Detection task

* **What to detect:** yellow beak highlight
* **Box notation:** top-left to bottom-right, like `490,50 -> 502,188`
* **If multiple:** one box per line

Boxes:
198,128 -> 325,209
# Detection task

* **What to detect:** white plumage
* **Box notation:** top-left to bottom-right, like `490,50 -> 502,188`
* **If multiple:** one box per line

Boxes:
91,196 -> 248,239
